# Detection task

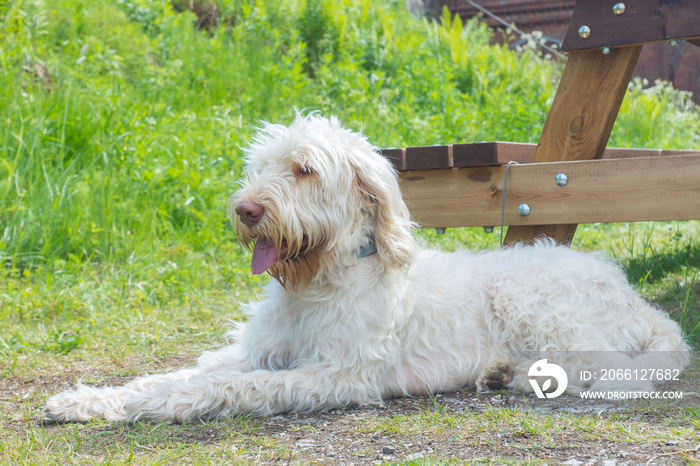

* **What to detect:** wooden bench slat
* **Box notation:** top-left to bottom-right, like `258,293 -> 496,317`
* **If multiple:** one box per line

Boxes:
404,145 -> 453,171
381,148 -> 405,171
453,142 -> 534,167
399,154 -> 700,229
381,143 -> 698,172
561,0 -> 700,52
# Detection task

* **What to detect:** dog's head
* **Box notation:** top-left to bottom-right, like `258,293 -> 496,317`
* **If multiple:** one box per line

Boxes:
229,113 -> 415,290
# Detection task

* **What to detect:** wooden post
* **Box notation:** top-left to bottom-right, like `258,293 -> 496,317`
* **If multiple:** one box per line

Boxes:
503,45 -> 642,246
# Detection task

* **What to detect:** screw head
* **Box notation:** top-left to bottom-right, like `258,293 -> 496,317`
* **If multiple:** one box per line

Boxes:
555,173 -> 568,186
578,25 -> 591,39
601,46 -> 611,55
518,204 -> 531,217
483,226 -> 494,233
669,39 -> 680,47
612,3 -> 625,15
435,227 -> 446,235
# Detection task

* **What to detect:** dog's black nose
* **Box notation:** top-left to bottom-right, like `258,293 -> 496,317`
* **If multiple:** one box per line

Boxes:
235,199 -> 265,227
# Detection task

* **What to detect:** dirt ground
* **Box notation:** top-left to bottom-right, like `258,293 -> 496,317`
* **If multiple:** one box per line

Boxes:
1,355 -> 698,465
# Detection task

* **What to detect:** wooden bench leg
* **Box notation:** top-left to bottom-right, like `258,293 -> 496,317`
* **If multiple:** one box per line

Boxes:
504,45 -> 642,246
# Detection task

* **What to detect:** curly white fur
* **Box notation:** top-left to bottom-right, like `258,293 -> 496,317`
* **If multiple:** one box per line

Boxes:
44,113 -> 689,423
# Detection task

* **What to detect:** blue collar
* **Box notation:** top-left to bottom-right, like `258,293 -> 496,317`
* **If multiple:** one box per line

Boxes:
358,235 -> 378,258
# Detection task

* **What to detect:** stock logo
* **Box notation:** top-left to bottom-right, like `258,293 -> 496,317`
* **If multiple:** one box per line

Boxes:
528,359 -> 568,398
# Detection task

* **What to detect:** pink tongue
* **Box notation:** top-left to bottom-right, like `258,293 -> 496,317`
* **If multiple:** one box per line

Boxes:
251,240 -> 278,275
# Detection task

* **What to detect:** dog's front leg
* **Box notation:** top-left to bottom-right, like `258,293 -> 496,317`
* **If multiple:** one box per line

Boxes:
43,367 -> 204,422
125,365 -> 377,423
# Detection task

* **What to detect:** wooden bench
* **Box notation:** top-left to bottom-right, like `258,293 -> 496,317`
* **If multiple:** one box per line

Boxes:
383,0 -> 700,246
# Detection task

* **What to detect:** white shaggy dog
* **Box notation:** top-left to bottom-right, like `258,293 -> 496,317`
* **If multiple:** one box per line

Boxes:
44,114 -> 689,423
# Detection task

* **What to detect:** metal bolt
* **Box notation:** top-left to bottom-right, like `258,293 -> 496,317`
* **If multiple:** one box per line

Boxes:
578,25 -> 591,39
669,39 -> 680,47
435,227 -> 446,235
483,226 -> 494,233
518,204 -> 531,217
601,47 -> 611,55
555,173 -> 568,186
612,3 -> 625,15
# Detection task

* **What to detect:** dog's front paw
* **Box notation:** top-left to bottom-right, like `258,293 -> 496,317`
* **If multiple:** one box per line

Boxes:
44,385 -> 127,422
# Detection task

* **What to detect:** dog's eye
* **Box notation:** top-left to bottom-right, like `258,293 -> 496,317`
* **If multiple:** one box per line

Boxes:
299,165 -> 313,176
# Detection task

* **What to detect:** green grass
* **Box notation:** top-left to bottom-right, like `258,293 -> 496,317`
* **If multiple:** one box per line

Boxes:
1,0 -> 700,463
0,415 -> 292,464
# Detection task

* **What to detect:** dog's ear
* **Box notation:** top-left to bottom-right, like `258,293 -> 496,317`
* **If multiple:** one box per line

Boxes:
353,155 -> 415,269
